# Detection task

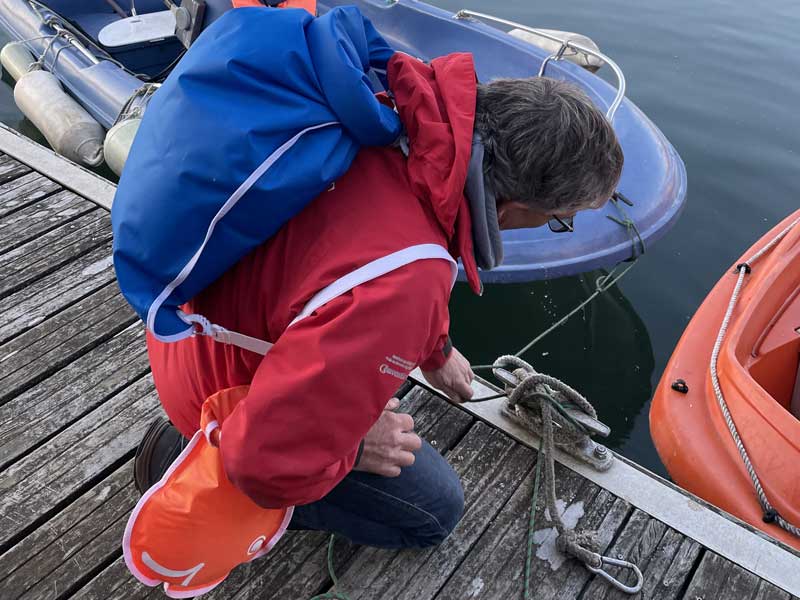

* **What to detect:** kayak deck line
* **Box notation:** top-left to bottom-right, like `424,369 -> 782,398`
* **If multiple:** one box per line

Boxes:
0,128 -> 796,599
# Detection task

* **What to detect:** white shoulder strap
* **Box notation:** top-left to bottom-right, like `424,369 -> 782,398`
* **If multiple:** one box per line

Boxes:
180,244 -> 457,356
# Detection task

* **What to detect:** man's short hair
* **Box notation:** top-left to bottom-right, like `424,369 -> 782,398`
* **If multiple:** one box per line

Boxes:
474,77 -> 624,212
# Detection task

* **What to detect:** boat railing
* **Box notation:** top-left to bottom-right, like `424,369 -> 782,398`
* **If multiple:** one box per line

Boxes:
453,9 -> 626,123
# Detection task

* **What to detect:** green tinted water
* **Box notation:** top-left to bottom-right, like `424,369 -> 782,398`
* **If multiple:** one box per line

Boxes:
2,1 -> 799,476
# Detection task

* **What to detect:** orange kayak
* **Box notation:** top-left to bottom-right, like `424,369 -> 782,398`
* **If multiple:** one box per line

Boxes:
651,210 -> 800,550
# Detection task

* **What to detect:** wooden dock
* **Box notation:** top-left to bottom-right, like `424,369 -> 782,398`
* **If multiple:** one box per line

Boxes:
1,124 -> 799,600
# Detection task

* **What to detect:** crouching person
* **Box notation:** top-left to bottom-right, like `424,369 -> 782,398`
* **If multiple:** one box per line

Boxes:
134,59 -> 623,554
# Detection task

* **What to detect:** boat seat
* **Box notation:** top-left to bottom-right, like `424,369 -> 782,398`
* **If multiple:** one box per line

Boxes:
98,11 -> 176,48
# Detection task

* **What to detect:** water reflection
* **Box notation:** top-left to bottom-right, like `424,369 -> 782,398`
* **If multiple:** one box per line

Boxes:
449,271 -> 654,454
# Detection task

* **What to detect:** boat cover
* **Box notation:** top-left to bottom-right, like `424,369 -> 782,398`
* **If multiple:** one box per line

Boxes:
111,6 -> 401,341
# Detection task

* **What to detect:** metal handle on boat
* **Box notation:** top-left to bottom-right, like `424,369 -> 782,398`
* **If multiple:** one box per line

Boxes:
454,10 -> 626,122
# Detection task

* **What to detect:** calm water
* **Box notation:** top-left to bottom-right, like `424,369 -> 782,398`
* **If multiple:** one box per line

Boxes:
1,1 -> 799,476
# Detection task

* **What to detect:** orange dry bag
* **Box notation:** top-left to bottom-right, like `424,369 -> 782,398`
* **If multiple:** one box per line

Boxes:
123,386 -> 292,598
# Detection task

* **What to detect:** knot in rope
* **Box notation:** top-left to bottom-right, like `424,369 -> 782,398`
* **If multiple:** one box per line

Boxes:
556,530 -> 601,567
490,356 -> 643,596
493,355 -> 597,451
607,193 -> 646,259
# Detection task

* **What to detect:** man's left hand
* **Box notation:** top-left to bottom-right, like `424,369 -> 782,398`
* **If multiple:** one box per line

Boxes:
421,347 -> 474,403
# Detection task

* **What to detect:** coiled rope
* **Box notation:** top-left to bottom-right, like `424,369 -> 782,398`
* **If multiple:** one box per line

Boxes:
710,216 -> 800,538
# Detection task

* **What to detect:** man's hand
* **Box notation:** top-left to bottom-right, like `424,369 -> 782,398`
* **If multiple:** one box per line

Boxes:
422,346 -> 474,402
353,398 -> 422,477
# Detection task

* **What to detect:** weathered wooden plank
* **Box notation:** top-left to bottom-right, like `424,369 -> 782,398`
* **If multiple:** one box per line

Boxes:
102,571 -> 156,600
397,385 -> 437,417
0,376 -> 160,551
0,189 -> 95,254
0,465 -> 137,600
381,444 -> 540,600
0,325 -> 148,470
681,551 -> 763,599
399,387 -> 473,452
0,123 -> 116,211
0,243 -> 116,343
205,533 -> 352,600
0,284 -> 137,405
70,556 -> 140,600
404,386 -> 451,433
0,462 -> 132,595
19,509 -> 133,600
0,154 -> 33,188
753,580 -> 793,600
533,493 -> 633,600
413,371 -> 800,596
580,509 -> 668,599
639,530 -> 702,600
319,422 -> 534,600
419,401 -> 473,453
199,532 -> 332,599
443,463 -> 630,600
0,172 -> 60,221
439,465 -> 596,599
0,210 -> 111,299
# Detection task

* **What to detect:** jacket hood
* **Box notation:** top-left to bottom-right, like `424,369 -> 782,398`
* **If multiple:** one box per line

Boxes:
387,52 -> 481,294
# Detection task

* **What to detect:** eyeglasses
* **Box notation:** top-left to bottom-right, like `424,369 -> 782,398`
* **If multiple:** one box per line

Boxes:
548,215 -> 574,233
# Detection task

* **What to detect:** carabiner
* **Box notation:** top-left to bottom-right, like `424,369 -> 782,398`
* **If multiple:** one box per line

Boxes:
585,554 -> 643,594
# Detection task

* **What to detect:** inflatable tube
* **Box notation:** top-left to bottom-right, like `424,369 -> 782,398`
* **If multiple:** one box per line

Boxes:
0,41 -> 35,81
104,117 -> 141,176
14,69 -> 104,167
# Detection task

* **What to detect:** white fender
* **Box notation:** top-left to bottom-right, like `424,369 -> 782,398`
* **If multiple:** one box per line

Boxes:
104,117 -> 142,176
14,69 -> 105,167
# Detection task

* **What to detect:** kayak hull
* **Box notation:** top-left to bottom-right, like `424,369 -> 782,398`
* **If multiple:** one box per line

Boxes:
651,209 -> 800,551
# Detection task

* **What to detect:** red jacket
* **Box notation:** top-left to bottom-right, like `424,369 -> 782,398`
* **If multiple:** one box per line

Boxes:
147,52 -> 481,508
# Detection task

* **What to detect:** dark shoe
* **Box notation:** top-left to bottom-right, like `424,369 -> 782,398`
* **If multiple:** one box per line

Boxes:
134,417 -> 187,494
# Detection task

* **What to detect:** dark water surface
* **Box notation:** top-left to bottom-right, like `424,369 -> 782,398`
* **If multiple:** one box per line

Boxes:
1,1 -> 799,476
431,0 -> 800,476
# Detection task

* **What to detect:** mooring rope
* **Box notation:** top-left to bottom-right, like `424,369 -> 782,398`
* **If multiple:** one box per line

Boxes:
309,197 -> 647,598
472,194 -> 643,374
709,216 -> 800,538
493,356 -> 643,596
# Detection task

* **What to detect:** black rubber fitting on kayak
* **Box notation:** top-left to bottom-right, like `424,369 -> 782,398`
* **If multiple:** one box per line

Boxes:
763,508 -> 779,524
671,379 -> 689,394
736,263 -> 752,274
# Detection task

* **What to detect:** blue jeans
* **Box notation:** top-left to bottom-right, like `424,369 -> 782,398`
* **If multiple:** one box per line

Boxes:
288,441 -> 464,549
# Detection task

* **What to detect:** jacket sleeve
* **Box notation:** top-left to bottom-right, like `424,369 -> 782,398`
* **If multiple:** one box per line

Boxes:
219,258 -> 453,508
419,330 -> 452,372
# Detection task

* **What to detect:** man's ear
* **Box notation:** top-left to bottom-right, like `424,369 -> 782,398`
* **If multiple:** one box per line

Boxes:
497,200 -> 532,228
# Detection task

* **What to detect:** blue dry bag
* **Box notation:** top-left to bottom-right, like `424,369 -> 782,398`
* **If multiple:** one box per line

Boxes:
112,6 -> 401,341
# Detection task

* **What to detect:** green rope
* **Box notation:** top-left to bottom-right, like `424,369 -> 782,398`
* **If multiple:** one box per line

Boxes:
471,260 -> 637,374
524,456 -> 543,600
309,194 -> 646,598
471,193 -> 644,376
607,195 -> 646,258
309,535 -> 351,600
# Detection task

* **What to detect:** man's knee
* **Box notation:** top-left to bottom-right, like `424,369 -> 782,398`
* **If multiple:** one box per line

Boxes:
403,452 -> 465,548
417,475 -> 464,547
